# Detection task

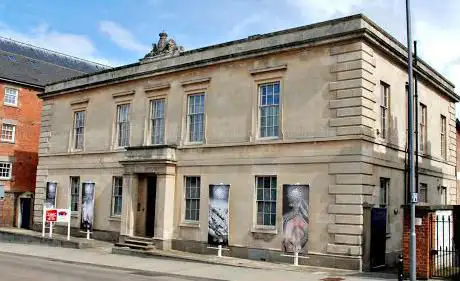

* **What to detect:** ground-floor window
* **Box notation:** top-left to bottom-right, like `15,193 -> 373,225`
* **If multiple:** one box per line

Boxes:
111,177 -> 123,216
184,176 -> 200,221
255,176 -> 277,226
70,176 -> 80,211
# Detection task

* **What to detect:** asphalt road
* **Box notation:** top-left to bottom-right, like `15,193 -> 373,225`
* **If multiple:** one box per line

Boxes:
0,252 -> 226,281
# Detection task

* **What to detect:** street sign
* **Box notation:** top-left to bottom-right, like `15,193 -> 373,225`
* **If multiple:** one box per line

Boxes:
411,193 -> 418,203
45,209 -> 70,223
45,209 -> 57,222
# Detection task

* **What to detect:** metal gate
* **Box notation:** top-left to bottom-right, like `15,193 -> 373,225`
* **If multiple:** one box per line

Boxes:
430,212 -> 459,279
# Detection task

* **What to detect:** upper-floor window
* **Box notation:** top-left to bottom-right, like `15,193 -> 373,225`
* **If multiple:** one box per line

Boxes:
187,94 -> 205,143
0,162 -> 12,180
73,111 -> 85,150
4,88 -> 18,106
1,123 -> 15,143
441,115 -> 447,160
380,82 -> 390,139
116,104 -> 130,147
255,176 -> 277,226
419,103 -> 427,154
70,176 -> 80,212
259,82 -> 280,138
150,99 -> 165,145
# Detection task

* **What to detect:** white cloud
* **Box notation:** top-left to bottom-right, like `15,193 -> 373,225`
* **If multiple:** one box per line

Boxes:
0,22 -> 119,66
99,20 -> 149,54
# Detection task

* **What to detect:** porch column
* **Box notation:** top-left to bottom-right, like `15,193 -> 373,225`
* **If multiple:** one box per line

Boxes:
120,173 -> 138,237
155,166 -> 176,249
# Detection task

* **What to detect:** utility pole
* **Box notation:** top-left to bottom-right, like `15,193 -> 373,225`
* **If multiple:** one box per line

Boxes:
405,0 -> 417,280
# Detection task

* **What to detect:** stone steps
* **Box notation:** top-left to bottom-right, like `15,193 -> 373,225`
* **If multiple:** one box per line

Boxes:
114,236 -> 155,251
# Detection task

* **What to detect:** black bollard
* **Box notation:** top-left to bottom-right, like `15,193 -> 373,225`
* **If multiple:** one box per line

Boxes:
397,254 -> 404,281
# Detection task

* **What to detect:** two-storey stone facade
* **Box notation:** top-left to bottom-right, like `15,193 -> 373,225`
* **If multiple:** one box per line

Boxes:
33,14 -> 458,270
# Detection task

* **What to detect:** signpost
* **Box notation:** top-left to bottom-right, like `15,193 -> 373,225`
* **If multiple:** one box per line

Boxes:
42,208 -> 71,240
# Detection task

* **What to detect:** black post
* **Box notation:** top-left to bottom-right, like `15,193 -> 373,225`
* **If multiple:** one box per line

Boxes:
414,41 -> 419,197
398,254 -> 404,281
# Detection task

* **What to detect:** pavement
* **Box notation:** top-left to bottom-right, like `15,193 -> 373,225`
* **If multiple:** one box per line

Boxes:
0,241 -> 396,281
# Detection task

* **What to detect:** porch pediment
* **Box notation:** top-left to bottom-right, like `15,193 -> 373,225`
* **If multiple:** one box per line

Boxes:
121,145 -> 177,164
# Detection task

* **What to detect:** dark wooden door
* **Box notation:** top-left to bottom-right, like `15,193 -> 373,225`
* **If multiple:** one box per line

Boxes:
20,198 -> 31,229
145,176 -> 157,237
370,207 -> 387,270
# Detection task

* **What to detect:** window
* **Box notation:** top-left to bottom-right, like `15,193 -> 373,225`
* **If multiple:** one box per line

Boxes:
0,162 -> 12,179
187,94 -> 205,143
73,111 -> 85,150
380,82 -> 390,139
150,99 -> 165,144
256,176 -> 277,226
4,88 -> 18,106
116,104 -> 130,147
1,123 -> 15,142
380,177 -> 390,233
111,177 -> 123,216
419,103 -> 427,153
259,82 -> 280,138
379,178 -> 390,208
441,115 -> 447,160
419,183 -> 428,203
70,177 -> 80,211
184,176 -> 200,221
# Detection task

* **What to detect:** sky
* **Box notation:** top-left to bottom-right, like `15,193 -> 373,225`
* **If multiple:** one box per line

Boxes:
0,0 -> 459,115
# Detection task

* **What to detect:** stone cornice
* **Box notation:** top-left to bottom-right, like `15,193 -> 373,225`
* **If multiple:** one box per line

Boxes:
41,14 -> 457,102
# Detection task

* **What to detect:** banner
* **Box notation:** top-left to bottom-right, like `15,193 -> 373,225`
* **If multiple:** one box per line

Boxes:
282,184 -> 309,253
45,181 -> 57,209
208,184 -> 230,246
46,209 -> 70,223
80,181 -> 95,232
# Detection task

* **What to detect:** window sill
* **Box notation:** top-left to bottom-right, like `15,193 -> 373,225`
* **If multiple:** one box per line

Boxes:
71,212 -> 79,218
256,136 -> 280,142
386,233 -> 391,239
179,221 -> 200,228
251,226 -> 278,234
3,103 -> 18,108
0,177 -> 11,181
109,216 -> 121,222
184,141 -> 204,146
69,148 -> 84,153
112,147 -> 127,152
0,140 -> 14,144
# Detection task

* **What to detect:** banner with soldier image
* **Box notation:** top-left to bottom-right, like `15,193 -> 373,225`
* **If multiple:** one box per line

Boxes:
208,184 -> 230,246
80,181 -> 95,232
282,184 -> 309,253
45,181 -> 58,209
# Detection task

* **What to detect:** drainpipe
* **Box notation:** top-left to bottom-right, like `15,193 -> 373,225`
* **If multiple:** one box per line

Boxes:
414,41 -> 419,198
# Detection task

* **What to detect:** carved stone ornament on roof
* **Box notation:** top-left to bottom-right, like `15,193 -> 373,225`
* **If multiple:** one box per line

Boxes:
141,32 -> 184,63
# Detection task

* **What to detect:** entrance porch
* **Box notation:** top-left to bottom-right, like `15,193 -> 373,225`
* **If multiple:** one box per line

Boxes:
119,145 -> 176,250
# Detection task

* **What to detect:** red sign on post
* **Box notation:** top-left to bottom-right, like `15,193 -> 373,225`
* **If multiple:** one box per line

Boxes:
45,209 -> 57,222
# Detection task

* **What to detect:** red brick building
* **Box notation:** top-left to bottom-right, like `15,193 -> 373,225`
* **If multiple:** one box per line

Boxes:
0,37 -> 107,228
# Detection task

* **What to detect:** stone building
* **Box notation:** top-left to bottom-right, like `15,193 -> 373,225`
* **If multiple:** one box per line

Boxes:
0,37 -> 106,228
33,14 -> 458,270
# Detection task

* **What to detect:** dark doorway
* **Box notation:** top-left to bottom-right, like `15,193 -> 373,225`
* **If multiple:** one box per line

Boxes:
20,198 -> 31,229
370,207 -> 387,270
145,176 -> 157,237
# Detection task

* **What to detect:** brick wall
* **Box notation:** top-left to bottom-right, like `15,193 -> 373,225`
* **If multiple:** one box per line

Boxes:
0,83 -> 41,194
0,82 -> 42,227
402,209 -> 431,280
0,192 -> 15,226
